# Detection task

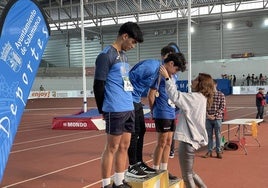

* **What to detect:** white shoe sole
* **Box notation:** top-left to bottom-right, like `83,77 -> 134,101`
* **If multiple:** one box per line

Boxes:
125,172 -> 147,178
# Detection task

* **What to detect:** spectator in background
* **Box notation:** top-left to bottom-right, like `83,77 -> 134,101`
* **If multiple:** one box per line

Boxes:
93,21 -> 144,188
254,76 -> 259,86
260,73 -> 265,85
39,85 -> 45,91
251,74 -> 255,85
232,75 -> 236,86
204,80 -> 226,159
266,91 -> 268,104
264,76 -> 267,85
246,74 -> 250,86
256,88 -> 266,119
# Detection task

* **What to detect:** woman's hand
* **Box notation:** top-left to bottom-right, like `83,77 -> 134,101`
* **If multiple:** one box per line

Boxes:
159,65 -> 169,79
207,114 -> 215,120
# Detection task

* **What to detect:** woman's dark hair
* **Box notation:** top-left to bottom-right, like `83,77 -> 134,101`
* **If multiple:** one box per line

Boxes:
118,22 -> 144,43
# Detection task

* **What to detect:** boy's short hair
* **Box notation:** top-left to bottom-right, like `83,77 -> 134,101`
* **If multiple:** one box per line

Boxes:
164,53 -> 187,72
118,22 -> 144,43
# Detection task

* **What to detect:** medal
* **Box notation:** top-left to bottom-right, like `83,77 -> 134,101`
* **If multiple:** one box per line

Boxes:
155,91 -> 159,97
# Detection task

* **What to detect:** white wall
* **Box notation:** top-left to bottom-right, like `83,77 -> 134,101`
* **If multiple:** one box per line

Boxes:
179,56 -> 268,82
32,56 -> 268,91
32,77 -> 94,91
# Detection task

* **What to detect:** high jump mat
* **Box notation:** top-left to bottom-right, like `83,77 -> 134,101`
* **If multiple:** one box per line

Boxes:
52,107 -> 159,131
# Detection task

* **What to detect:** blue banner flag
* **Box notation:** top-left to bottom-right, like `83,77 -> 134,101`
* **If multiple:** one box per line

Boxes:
0,0 -> 50,182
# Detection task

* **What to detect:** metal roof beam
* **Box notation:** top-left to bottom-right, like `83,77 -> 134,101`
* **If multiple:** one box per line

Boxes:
208,4 -> 215,14
235,1 -> 241,12
264,0 -> 268,8
84,5 -> 98,26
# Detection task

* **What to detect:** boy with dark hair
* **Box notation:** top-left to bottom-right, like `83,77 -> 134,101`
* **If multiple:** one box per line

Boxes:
148,53 -> 186,180
93,21 -> 143,188
126,45 -> 186,178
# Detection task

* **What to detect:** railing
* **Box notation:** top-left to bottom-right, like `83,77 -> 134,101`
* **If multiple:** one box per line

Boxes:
37,67 -> 95,77
37,67 -> 83,77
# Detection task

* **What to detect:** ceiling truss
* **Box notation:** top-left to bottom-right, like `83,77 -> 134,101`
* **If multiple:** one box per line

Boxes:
0,0 -> 268,31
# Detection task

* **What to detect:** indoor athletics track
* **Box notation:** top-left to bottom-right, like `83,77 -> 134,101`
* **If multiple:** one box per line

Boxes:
1,95 -> 268,188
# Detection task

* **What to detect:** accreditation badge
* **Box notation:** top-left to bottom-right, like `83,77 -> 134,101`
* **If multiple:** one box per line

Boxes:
168,99 -> 176,108
123,76 -> 133,91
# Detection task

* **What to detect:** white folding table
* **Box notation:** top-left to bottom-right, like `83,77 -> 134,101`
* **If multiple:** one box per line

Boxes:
222,118 -> 263,155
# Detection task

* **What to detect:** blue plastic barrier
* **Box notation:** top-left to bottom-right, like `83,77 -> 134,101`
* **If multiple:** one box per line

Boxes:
142,79 -> 231,97
176,79 -> 231,95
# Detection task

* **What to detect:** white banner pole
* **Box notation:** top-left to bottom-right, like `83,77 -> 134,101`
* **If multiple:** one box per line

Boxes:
188,0 -> 192,92
80,0 -> 87,112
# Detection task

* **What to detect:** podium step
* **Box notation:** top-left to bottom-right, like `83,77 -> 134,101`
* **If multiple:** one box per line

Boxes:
169,178 -> 184,188
125,170 -> 184,188
126,170 -> 168,188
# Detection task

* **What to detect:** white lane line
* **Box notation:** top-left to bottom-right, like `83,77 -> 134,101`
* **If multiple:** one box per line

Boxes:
81,142 -> 156,188
13,132 -> 98,145
4,140 -> 157,188
17,129 -> 50,133
82,180 -> 102,188
11,133 -> 106,154
232,111 -> 256,118
5,107 -> 259,187
2,157 -> 101,188
24,107 -> 96,111
227,106 -> 255,109
83,110 -> 260,187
